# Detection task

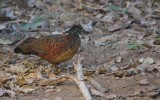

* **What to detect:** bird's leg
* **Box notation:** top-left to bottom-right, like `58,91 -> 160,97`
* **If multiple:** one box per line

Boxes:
46,65 -> 53,75
47,64 -> 61,76
53,64 -> 59,75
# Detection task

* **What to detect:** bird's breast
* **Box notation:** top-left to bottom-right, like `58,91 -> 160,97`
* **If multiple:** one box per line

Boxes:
37,35 -> 81,64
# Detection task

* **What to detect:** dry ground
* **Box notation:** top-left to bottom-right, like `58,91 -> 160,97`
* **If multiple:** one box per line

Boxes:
0,0 -> 160,100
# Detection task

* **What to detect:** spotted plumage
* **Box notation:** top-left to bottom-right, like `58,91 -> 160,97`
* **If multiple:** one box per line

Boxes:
14,25 -> 85,73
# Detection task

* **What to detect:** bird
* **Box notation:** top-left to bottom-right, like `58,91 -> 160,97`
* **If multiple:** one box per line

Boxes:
14,25 -> 85,74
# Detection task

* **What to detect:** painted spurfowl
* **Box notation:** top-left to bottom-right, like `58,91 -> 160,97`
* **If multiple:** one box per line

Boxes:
14,25 -> 85,74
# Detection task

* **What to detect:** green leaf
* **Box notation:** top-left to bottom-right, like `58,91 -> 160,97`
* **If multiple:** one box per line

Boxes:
108,3 -> 120,11
127,44 -> 142,50
21,22 -> 31,30
123,9 -> 128,14
21,15 -> 46,30
0,1 -> 6,9
107,3 -> 128,14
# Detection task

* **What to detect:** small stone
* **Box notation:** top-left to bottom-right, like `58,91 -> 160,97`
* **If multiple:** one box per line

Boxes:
143,57 -> 154,64
106,93 -> 117,99
139,79 -> 150,86
138,58 -> 144,63
82,21 -> 93,32
116,56 -> 122,63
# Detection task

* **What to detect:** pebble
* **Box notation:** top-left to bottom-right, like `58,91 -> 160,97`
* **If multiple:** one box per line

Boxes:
138,58 -> 144,63
116,56 -> 122,63
143,57 -> 154,64
106,93 -> 117,99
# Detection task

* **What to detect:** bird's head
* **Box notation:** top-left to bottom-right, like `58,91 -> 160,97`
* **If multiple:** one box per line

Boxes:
65,25 -> 86,35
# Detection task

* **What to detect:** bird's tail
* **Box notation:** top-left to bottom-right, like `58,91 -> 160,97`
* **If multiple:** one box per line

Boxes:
14,37 -> 36,54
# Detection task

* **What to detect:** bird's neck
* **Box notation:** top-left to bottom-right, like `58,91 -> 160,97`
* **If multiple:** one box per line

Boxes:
65,28 -> 80,35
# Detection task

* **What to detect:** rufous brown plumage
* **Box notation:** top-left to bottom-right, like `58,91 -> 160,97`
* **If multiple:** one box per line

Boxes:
14,25 -> 85,74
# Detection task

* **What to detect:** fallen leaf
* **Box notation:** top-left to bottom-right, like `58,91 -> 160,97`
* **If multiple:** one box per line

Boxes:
126,44 -> 142,50
81,21 -> 94,32
148,91 -> 160,98
107,24 -> 122,32
0,24 -> 6,30
45,89 -> 60,93
17,75 -> 27,86
27,0 -> 36,7
48,73 -> 56,79
25,73 -> 37,79
0,71 -> 8,84
25,78 -> 34,84
0,39 -> 13,45
94,35 -> 117,46
140,19 -> 156,26
9,64 -> 29,74
35,0 -> 47,9
21,15 -> 46,30
131,89 -> 145,97
102,12 -> 118,23
108,65 -> 118,73
19,85 -> 36,93
5,8 -> 17,20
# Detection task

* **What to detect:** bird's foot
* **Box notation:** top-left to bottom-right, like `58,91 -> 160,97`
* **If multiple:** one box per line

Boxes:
46,65 -> 61,79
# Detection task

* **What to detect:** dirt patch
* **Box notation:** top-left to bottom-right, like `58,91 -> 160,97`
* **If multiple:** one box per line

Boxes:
0,0 -> 160,100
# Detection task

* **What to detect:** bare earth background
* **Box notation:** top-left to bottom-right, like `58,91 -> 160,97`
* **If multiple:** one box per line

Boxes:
0,0 -> 160,100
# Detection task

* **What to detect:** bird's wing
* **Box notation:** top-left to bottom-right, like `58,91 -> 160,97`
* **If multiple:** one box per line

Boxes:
32,48 -> 48,55
31,34 -> 68,55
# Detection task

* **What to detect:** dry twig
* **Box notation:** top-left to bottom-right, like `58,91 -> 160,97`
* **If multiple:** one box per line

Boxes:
36,55 -> 92,100
36,75 -> 77,86
73,56 -> 92,100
